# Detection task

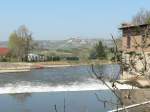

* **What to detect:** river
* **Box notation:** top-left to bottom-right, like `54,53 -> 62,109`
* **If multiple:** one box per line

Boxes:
0,64 -> 122,112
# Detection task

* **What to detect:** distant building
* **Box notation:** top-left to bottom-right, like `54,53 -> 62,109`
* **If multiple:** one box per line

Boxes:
28,53 -> 46,62
0,47 -> 10,57
0,47 -> 10,61
120,23 -> 150,52
28,53 -> 39,62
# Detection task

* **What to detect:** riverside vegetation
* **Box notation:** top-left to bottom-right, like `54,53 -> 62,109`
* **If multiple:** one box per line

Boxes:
0,25 -> 115,65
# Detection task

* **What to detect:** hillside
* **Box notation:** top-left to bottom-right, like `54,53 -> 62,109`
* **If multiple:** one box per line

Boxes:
0,38 -> 113,50
0,38 -> 114,60
35,38 -> 114,50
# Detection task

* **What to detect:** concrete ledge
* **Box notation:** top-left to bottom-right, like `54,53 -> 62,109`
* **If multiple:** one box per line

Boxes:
0,69 -> 31,73
118,79 -> 150,88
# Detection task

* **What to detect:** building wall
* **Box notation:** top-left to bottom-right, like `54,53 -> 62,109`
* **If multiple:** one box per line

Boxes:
122,35 -> 150,52
121,24 -> 150,52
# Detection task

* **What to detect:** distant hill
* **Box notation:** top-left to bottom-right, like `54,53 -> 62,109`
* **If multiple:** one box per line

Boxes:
35,38 -> 114,50
0,38 -> 114,50
0,38 -> 114,60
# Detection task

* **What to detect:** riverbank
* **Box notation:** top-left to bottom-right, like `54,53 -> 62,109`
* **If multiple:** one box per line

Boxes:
118,72 -> 150,88
108,89 -> 150,112
0,62 -> 31,73
120,89 -> 150,112
0,62 -> 85,73
0,60 -> 112,73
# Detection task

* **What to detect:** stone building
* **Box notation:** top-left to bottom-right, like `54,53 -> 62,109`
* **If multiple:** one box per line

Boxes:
120,23 -> 150,78
120,23 -> 150,52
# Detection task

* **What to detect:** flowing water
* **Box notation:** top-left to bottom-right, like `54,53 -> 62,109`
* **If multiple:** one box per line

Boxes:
0,65 -> 121,94
0,64 -> 127,112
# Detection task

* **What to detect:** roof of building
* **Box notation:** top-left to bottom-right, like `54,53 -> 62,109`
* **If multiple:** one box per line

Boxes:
119,23 -> 150,29
0,48 -> 10,56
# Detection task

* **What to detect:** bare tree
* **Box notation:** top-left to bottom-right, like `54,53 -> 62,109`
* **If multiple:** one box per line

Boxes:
132,9 -> 150,25
17,25 -> 33,61
8,25 -> 33,61
91,30 -> 150,112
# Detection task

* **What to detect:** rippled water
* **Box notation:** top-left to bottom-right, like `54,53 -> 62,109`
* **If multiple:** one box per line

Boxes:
0,64 -> 122,112
0,65 -> 121,94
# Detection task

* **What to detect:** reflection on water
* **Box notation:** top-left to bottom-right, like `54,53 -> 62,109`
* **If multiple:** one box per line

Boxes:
10,93 -> 32,103
94,64 -> 120,80
9,93 -> 32,112
0,90 -> 117,112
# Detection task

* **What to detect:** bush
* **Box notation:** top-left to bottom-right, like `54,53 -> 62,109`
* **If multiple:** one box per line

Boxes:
65,56 -> 79,61
89,41 -> 107,60
89,51 -> 97,59
0,58 -> 8,62
47,56 -> 60,61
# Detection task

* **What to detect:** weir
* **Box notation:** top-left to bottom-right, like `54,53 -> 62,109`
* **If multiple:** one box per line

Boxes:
0,65 -> 133,94
0,81 -> 134,94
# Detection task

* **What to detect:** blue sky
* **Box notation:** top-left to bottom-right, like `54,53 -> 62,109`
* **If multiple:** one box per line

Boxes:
0,0 -> 150,41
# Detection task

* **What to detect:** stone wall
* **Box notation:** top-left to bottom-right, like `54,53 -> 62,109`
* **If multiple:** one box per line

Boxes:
122,35 -> 150,52
122,51 -> 150,79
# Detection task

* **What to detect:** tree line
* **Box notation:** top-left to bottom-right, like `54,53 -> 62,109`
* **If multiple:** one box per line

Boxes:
8,25 -> 34,61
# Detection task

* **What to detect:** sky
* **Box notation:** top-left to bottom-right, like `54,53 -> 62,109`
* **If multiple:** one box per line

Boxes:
0,0 -> 150,41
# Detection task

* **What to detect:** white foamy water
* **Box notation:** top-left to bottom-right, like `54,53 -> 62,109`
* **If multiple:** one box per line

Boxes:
0,64 -> 126,94
0,81 -> 137,94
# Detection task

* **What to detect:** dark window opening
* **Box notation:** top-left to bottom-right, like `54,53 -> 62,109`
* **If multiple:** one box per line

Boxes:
141,35 -> 146,48
142,35 -> 145,43
127,36 -> 131,48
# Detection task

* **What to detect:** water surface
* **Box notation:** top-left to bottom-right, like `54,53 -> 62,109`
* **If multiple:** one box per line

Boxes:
0,64 -> 121,112
0,65 -> 120,93
0,90 -> 117,112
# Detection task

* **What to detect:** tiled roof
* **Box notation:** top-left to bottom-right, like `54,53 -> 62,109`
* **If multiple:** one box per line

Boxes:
119,23 -> 150,29
0,48 -> 9,56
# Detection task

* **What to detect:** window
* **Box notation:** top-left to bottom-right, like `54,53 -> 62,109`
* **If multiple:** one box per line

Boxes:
141,34 -> 146,48
127,36 -> 131,48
